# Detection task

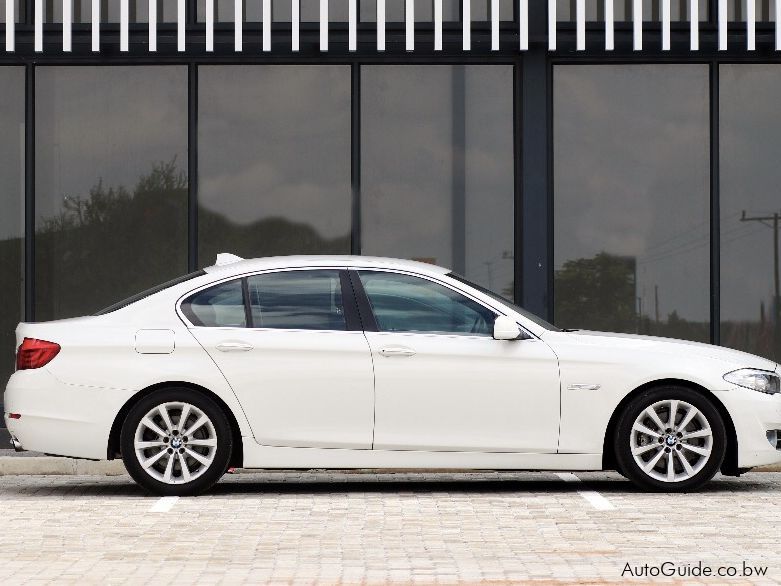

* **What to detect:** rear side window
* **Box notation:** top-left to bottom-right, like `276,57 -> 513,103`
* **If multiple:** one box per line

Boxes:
247,270 -> 346,331
181,279 -> 246,327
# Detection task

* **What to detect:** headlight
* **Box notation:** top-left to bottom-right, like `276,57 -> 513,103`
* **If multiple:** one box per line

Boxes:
723,369 -> 780,395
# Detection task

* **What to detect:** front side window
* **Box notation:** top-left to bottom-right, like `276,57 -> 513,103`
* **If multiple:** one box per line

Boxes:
358,271 -> 496,336
247,270 -> 346,331
182,279 -> 246,328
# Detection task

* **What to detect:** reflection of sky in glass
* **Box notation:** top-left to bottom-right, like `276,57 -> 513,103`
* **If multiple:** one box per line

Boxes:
361,65 -> 514,298
554,65 -> 710,324
198,66 -> 351,241
35,66 -> 188,219
720,65 -> 781,322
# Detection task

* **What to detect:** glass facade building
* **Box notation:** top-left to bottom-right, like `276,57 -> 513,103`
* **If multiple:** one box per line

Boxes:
1,0 -> 781,435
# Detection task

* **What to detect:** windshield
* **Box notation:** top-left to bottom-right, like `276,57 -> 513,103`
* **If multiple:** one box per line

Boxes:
94,270 -> 206,316
446,272 -> 561,331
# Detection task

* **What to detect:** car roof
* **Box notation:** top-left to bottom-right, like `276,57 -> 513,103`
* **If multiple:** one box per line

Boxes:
202,255 -> 452,278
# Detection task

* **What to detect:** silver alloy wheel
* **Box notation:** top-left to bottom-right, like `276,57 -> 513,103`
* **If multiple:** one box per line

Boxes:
630,399 -> 713,483
133,401 -> 218,485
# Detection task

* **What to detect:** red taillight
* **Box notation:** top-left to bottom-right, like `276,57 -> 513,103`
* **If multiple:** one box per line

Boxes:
16,338 -> 61,370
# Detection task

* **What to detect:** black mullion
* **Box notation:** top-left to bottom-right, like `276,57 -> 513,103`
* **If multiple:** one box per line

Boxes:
710,60 -> 720,346
350,63 -> 361,255
512,57 -> 522,305
24,63 -> 34,323
188,62 -> 198,271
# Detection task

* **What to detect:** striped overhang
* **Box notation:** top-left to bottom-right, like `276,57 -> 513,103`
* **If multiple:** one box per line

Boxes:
2,0 -> 778,53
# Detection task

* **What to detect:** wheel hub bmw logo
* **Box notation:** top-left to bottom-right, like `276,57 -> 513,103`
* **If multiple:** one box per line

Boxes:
171,437 -> 182,449
666,435 -> 677,446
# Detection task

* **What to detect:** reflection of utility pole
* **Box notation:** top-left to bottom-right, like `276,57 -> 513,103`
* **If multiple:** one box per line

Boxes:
740,211 -> 781,343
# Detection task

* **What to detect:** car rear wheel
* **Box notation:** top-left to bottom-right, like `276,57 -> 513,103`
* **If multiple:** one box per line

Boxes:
121,388 -> 232,496
615,386 -> 726,492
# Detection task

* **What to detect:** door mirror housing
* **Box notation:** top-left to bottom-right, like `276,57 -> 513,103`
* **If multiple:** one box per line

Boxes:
493,316 -> 523,340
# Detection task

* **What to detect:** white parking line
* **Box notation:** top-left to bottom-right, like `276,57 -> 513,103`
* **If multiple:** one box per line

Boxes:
556,472 -> 615,511
149,496 -> 179,512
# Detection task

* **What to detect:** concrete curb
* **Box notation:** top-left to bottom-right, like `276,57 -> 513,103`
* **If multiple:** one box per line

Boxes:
0,456 -> 778,476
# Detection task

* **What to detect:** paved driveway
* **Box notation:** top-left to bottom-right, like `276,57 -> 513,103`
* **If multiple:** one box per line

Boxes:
0,471 -> 779,584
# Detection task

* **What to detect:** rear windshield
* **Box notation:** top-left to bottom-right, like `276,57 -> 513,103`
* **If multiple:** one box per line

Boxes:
94,270 -> 207,316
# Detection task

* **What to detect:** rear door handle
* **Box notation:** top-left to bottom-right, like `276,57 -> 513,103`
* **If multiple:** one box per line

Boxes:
379,346 -> 416,357
216,342 -> 253,352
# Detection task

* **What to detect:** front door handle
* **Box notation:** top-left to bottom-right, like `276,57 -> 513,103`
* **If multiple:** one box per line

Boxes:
379,346 -> 416,357
216,342 -> 253,352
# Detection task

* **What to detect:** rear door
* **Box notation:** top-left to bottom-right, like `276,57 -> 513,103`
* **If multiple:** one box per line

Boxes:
184,269 -> 375,449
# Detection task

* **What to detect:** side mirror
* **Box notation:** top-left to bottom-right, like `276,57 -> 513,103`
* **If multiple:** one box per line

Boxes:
493,315 -> 523,340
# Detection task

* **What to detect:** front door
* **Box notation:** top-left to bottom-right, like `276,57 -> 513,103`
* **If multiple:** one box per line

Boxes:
186,269 -> 375,449
354,270 -> 561,453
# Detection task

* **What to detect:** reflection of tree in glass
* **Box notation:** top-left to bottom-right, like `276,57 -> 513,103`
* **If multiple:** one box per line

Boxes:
555,252 -> 709,342
34,159 -> 350,322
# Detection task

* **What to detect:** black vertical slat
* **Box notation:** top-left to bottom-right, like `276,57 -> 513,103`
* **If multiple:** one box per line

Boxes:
350,63 -> 361,255
451,64 -> 466,275
710,61 -> 720,346
24,63 -> 34,322
188,63 -> 198,271
513,59 -> 523,305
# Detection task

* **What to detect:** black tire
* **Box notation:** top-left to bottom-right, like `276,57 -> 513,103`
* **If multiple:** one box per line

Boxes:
614,386 -> 726,492
121,387 -> 233,496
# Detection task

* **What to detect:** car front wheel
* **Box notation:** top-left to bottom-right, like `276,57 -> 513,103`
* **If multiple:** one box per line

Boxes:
615,386 -> 726,492
120,388 -> 232,496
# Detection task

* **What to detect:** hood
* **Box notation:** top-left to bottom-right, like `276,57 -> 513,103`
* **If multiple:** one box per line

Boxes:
541,329 -> 778,373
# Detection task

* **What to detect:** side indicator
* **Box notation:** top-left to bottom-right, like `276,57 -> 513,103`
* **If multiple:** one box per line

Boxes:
567,383 -> 601,391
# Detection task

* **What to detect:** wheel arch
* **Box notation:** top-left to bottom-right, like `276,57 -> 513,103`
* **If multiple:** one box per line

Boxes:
107,381 -> 244,468
601,378 -> 739,476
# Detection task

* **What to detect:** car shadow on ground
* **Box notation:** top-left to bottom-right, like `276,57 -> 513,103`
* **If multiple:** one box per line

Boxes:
0,472 -> 774,498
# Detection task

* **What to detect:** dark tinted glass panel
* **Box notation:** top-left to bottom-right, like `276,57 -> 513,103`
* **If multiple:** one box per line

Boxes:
182,280 -> 246,327
359,271 -> 495,336
556,0 -> 708,21
0,67 -> 24,399
247,270 -> 346,330
198,66 -> 351,265
554,65 -> 710,341
35,66 -> 188,320
720,65 -> 781,362
361,65 -> 514,301
46,0 -> 178,22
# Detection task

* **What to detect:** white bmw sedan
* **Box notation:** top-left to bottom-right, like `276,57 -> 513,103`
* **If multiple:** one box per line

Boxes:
4,255 -> 781,495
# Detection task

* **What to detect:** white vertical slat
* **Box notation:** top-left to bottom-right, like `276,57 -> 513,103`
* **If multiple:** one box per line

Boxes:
178,0 -> 185,51
235,0 -> 242,51
633,0 -> 641,50
463,0 -> 470,50
92,0 -> 100,51
5,0 -> 14,51
377,0 -> 385,51
35,0 -> 43,52
747,0 -> 755,50
406,0 -> 414,51
121,0 -> 129,51
605,0 -> 613,50
576,0 -> 584,50
320,0 -> 328,51
491,0 -> 498,50
718,0 -> 727,50
690,0 -> 699,50
348,0 -> 356,50
661,0 -> 670,50
63,0 -> 72,52
149,0 -> 157,52
263,0 -> 271,51
519,0 -> 528,50
292,0 -> 300,51
206,0 -> 214,51
547,0 -> 555,50
776,0 -> 781,50
434,0 -> 442,50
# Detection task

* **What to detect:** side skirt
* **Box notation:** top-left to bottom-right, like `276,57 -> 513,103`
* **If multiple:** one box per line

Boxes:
242,442 -> 602,471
